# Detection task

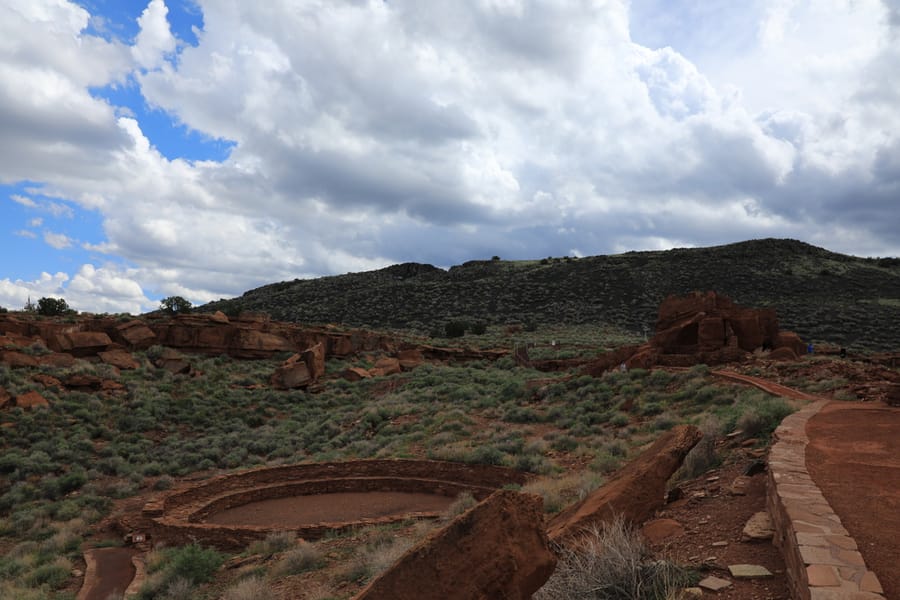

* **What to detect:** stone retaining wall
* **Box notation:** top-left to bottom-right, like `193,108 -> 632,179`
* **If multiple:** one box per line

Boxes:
143,459 -> 527,550
767,402 -> 886,599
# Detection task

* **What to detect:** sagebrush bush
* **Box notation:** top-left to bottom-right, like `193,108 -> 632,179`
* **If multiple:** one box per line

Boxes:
535,517 -> 693,599
272,541 -> 325,576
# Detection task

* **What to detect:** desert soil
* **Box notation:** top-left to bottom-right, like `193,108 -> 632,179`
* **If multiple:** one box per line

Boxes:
205,491 -> 455,527
806,400 -> 900,600
649,456 -> 791,600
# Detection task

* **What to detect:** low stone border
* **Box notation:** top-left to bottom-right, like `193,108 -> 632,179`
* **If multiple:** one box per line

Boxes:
767,401 -> 886,599
143,459 -> 529,550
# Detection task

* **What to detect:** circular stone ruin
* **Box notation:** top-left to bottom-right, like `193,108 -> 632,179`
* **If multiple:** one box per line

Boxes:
141,459 -> 529,550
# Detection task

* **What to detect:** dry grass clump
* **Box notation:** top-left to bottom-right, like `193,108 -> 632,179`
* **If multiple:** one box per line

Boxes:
523,471 -> 603,513
222,575 -> 276,600
271,540 -> 325,576
535,517 -> 692,600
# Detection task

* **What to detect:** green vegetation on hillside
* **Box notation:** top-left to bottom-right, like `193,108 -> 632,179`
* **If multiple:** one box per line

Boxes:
202,239 -> 900,352
0,331 -> 795,598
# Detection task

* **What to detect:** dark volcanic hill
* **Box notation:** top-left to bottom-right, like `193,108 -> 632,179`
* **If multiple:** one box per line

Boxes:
202,239 -> 900,351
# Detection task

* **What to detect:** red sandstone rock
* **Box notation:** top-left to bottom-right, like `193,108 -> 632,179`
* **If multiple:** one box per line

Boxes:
210,311 -> 229,324
302,342 -> 326,380
55,331 -> 112,357
372,357 -> 402,377
885,383 -> 900,407
397,349 -> 425,370
356,490 -> 556,600
38,353 -> 76,368
272,362 -> 311,389
99,349 -> 140,370
547,424 -> 702,543
0,387 -> 11,409
698,316 -> 726,352
341,367 -> 372,381
115,320 -> 157,349
32,374 -> 62,389
15,390 -> 49,409
0,351 -> 39,368
768,347 -> 798,361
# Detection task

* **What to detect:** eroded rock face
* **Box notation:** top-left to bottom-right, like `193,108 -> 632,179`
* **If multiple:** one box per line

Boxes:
356,490 -> 556,600
547,424 -> 702,544
115,320 -> 157,349
99,349 -> 140,370
54,331 -> 112,357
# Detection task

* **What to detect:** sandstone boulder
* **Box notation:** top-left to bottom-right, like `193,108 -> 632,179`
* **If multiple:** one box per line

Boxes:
15,390 -> 49,409
370,357 -> 401,377
99,349 -> 140,370
397,349 -> 425,370
341,367 -> 372,382
210,311 -> 229,324
38,353 -> 76,368
302,342 -> 326,380
356,490 -> 556,600
115,320 -> 157,349
272,362 -> 312,389
0,351 -> 39,368
54,331 -> 112,357
547,424 -> 702,543
768,347 -> 797,361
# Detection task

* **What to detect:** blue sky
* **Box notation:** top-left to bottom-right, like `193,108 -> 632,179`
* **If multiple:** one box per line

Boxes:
1,0 -> 899,314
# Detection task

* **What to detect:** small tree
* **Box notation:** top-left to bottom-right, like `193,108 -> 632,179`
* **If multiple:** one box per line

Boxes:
444,321 -> 467,338
37,297 -> 70,316
160,296 -> 192,315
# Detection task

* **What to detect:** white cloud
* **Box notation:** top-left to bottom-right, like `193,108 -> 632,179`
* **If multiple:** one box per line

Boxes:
132,0 -> 177,70
43,231 -> 73,249
14,230 -> 37,239
29,217 -> 43,227
0,0 -> 898,314
10,194 -> 37,208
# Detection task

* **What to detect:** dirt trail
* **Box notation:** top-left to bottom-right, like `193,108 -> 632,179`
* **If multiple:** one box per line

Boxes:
77,547 -> 137,600
711,370 -> 823,402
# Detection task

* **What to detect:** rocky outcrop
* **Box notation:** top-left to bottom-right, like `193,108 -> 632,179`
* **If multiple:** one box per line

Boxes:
0,351 -> 39,368
53,331 -> 111,357
115,320 -> 157,349
99,349 -> 140,370
14,390 -> 49,409
356,490 -> 556,600
271,343 -> 327,389
547,425 -> 702,544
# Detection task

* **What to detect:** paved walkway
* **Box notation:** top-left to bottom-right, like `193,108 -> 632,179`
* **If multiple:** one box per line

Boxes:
806,401 -> 900,600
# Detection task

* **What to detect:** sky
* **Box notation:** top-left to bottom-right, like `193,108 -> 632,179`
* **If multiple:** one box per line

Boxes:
1,0 -> 899,315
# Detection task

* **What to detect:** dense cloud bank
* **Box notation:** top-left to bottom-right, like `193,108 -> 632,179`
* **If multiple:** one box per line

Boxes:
1,0 -> 899,313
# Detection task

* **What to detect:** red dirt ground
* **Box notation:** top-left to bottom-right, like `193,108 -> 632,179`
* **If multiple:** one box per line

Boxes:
651,458 -> 791,600
205,491 -> 455,527
806,401 -> 900,600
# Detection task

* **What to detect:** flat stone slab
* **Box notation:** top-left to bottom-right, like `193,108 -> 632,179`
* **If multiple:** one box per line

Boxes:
741,511 -> 774,542
728,563 -> 773,579
698,575 -> 733,591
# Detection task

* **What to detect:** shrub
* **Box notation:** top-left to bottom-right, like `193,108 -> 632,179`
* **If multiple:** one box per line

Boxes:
166,544 -> 223,585
249,531 -> 296,558
36,297 -> 71,316
159,296 -> 192,315
444,321 -> 467,338
469,321 -> 487,335
25,560 -> 71,589
445,492 -> 477,519
223,576 -> 275,600
534,517 -> 693,599
272,541 -> 324,576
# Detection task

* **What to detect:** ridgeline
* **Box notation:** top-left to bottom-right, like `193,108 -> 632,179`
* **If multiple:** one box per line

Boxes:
202,239 -> 900,352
